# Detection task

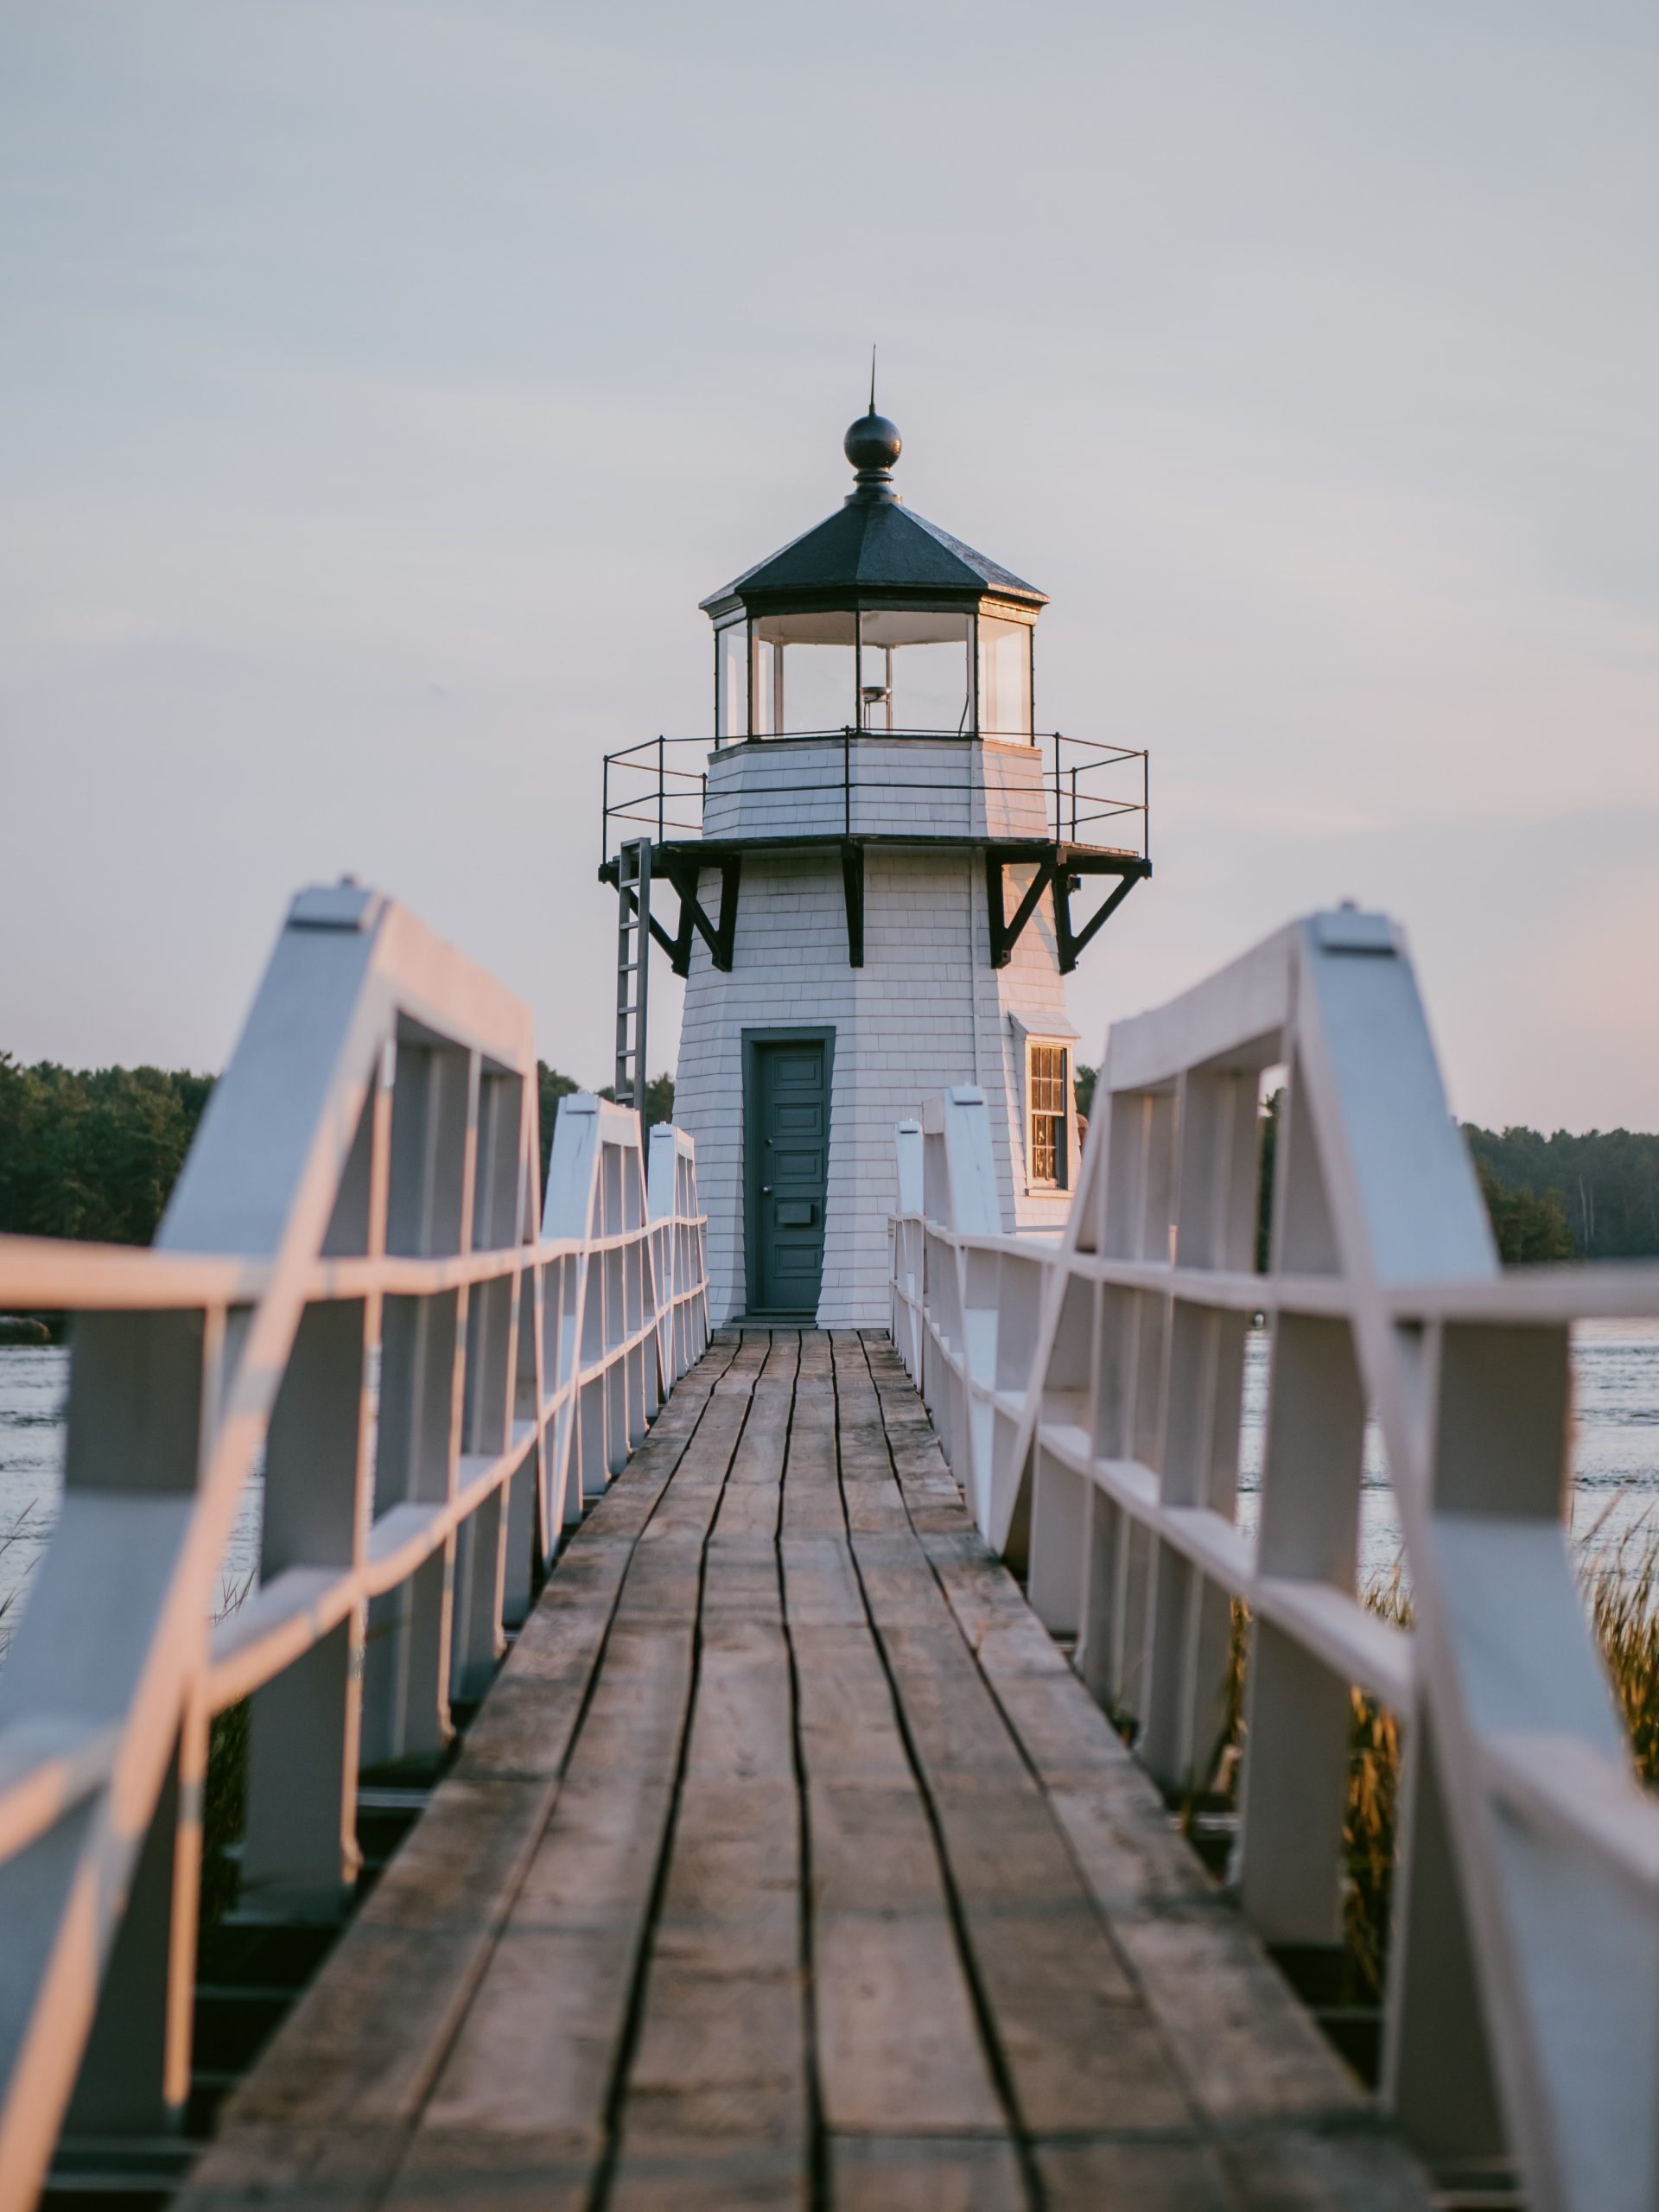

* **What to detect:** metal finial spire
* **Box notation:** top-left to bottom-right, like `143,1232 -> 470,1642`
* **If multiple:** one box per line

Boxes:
844,353 -> 900,501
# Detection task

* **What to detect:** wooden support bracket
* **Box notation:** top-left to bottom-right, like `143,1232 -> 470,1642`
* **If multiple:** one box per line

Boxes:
986,845 -> 1148,973
985,849 -> 1056,969
659,853 -> 741,976
1054,868 -> 1142,974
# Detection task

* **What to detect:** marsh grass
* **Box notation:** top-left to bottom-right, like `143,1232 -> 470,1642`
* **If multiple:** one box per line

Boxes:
1189,1541 -> 1659,2009
0,1501 -> 38,1662
200,1571 -> 254,1934
1584,1525 -> 1659,1785
1343,1569 -> 1408,2003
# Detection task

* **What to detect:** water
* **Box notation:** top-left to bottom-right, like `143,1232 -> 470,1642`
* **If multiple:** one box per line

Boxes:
1234,1319 -> 1659,1586
3,1322 -> 1658,1640
0,1346 -> 264,1646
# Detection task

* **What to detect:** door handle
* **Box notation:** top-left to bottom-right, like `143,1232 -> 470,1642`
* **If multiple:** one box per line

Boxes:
761,1185 -> 773,1195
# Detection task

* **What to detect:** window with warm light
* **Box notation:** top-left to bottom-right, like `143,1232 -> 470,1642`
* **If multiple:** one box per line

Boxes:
1027,1039 -> 1071,1189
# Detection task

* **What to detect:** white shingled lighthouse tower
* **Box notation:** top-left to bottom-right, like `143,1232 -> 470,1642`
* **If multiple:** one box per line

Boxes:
602,400 -> 1150,1326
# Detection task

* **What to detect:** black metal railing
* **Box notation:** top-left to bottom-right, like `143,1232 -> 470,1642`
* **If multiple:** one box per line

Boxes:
601,729 -> 1149,867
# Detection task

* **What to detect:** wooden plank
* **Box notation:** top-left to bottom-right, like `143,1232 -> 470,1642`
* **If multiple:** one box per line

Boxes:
833,1337 -> 943,1536
606,2148 -> 804,2209
795,1328 -> 835,1385
833,1350 -> 1194,2143
397,1390 -> 753,2190
1213,2126 -> 1438,2211
779,1535 -> 866,1630
778,1369 -> 1010,2148
830,2133 -> 1026,2209
839,1476 -> 912,1535
611,1373 -> 807,2203
1036,2139 -> 1231,2211
843,1533 -> 951,1631
779,1368 -> 843,1538
371,2130 -> 590,2211
791,1605 -> 1005,2138
713,1334 -> 798,1539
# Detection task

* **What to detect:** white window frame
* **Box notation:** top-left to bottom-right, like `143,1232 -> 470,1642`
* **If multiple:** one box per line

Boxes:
1024,1034 -> 1072,1192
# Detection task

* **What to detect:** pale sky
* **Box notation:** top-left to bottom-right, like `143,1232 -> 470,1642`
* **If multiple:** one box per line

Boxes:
2,2 -> 1656,1132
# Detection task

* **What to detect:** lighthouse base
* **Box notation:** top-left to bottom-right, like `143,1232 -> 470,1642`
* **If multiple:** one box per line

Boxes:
673,847 -> 1079,1328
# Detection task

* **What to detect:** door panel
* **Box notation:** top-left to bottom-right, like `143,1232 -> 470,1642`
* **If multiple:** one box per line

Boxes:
748,1039 -> 828,1314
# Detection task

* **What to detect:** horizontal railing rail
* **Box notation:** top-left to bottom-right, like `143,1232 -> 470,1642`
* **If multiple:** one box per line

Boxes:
0,883 -> 708,2211
891,914 -> 1659,2212
601,728 -> 1150,865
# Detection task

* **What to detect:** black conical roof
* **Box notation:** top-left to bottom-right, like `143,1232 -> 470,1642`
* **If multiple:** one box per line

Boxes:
700,411 -> 1046,620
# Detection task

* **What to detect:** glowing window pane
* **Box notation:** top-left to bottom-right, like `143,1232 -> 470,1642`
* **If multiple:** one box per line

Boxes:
1028,1041 -> 1069,1188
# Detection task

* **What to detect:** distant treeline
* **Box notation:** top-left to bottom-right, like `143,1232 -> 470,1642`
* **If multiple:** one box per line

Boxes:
0,1056 -> 675,1251
0,1058 -> 215,1245
1250,1094 -> 1644,1268
1084,1069 -> 1589,1268
1462,1125 -> 1659,1262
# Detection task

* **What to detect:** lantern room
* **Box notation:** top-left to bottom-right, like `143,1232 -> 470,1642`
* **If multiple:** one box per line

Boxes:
701,408 -> 1046,743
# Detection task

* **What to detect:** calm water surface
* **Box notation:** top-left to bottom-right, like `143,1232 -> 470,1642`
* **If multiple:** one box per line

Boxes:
3,1320 -> 1658,1637
0,1347 -> 264,1640
1233,1319 -> 1659,1581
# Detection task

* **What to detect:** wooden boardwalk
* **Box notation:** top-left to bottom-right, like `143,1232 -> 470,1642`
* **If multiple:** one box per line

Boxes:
181,1332 -> 1430,2212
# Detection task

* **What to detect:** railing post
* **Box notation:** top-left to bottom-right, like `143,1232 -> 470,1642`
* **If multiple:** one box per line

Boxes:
1143,747 -> 1149,862
658,734 -> 665,844
360,1039 -> 475,1770
65,1713 -> 203,2141
1383,1714 -> 1508,2174
1137,1068 -> 1255,1798
242,1297 -> 376,1916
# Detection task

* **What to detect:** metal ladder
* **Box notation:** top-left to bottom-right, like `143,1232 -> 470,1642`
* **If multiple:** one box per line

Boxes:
613,837 -> 652,1111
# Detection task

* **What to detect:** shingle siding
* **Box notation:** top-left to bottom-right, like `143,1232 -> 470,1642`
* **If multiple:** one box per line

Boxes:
674,827 -> 1087,1327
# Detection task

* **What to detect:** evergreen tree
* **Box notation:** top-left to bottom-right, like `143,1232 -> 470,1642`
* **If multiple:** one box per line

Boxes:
1475,1164 -> 1574,1265
0,1057 -> 214,1245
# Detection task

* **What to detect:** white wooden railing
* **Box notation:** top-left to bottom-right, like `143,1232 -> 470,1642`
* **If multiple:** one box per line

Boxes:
0,883 -> 707,2209
892,907 -> 1659,2212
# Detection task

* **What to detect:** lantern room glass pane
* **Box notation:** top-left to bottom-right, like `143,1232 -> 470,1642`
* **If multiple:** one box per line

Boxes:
715,620 -> 747,740
753,611 -> 857,734
857,610 -> 971,734
978,613 -> 1033,739
753,637 -> 779,734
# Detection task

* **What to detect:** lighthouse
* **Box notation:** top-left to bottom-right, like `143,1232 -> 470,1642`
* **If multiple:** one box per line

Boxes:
602,403 -> 1150,1326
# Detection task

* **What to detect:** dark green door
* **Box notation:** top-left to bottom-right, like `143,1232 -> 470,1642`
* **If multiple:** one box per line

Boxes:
748,1038 -> 829,1315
